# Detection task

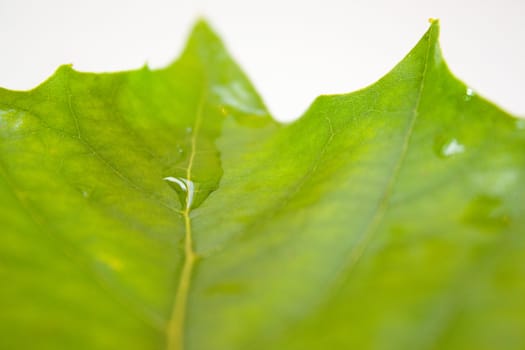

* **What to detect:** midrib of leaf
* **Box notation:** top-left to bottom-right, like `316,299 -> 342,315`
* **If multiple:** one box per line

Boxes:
166,89 -> 206,350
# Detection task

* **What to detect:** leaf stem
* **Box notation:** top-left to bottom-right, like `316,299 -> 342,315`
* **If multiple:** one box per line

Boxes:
166,90 -> 205,350
166,208 -> 197,350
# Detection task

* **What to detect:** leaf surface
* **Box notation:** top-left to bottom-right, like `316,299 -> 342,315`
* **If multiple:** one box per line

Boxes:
1,20 -> 524,350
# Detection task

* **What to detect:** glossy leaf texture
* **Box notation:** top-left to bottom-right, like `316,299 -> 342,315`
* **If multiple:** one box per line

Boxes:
1,20 -> 524,350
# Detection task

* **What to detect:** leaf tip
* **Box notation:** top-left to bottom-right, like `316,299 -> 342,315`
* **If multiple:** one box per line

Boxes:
189,17 -> 219,41
428,17 -> 440,25
55,63 -> 75,74
426,18 -> 440,42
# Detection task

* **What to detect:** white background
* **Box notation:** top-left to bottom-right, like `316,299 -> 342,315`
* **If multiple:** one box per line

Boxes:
0,0 -> 523,121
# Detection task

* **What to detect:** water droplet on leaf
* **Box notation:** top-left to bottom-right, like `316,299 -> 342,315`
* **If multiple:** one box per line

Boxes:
434,136 -> 465,158
163,176 -> 196,210
464,87 -> 475,101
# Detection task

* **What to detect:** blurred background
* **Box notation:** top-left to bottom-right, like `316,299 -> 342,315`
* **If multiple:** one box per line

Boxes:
0,0 -> 523,121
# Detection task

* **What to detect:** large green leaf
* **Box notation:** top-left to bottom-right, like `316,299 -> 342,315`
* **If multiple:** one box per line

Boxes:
1,19 -> 524,350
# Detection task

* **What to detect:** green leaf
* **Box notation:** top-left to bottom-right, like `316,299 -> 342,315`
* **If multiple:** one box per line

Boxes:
1,19 -> 524,350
